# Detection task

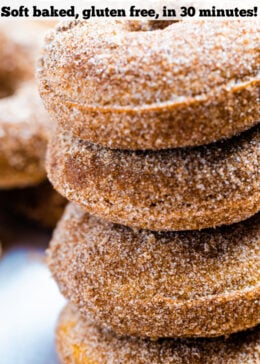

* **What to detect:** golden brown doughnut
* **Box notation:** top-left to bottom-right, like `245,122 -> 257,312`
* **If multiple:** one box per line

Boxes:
47,125 -> 259,231
0,82 -> 52,189
56,304 -> 260,364
38,19 -> 260,150
48,203 -> 260,338
7,180 -> 67,228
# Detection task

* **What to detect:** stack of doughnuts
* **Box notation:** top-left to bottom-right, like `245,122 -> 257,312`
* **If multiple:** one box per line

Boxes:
38,20 -> 260,363
0,20 -> 66,228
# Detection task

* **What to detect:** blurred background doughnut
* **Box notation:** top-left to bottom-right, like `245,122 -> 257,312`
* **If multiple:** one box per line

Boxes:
0,20 -> 66,230
0,82 -> 51,189
5,181 -> 67,229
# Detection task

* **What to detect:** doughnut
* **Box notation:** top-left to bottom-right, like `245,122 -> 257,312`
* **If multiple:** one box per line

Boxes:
48,203 -> 260,338
47,125 -> 259,231
0,20 -> 56,88
0,19 -> 57,65
0,82 -> 52,189
37,19 -> 260,150
0,29 -> 32,88
0,20 -> 56,189
56,304 -> 260,364
7,181 -> 67,228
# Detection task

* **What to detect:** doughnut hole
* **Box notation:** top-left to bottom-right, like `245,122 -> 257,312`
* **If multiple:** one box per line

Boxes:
0,79 -> 16,99
127,20 -> 177,32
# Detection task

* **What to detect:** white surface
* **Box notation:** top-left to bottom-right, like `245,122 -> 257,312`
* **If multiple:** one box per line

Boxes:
0,218 -> 65,364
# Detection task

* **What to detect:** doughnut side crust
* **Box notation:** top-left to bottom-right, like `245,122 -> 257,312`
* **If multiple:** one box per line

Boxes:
48,204 -> 260,338
56,305 -> 260,364
0,83 -> 52,189
47,126 -> 260,231
38,19 -> 260,150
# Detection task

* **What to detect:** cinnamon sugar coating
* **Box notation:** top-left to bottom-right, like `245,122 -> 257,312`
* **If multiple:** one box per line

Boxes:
48,204 -> 260,338
38,19 -> 260,150
57,304 -> 260,364
0,82 -> 52,189
47,125 -> 259,231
